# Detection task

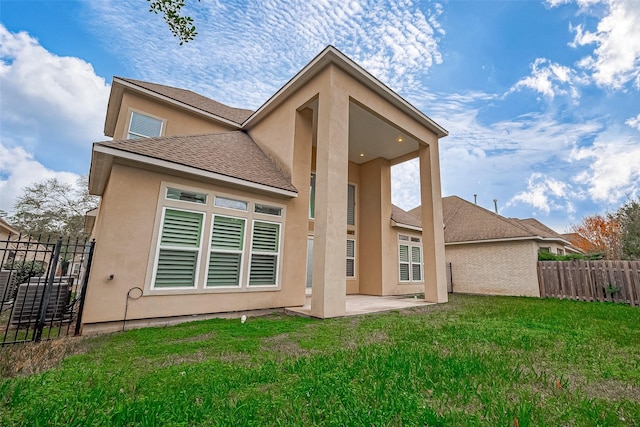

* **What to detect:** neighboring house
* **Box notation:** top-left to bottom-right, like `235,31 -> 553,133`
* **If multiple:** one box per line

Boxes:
82,46 -> 449,333
561,232 -> 599,254
407,196 -> 580,297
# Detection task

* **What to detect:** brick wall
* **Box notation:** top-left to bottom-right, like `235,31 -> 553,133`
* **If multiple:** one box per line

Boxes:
445,240 -> 540,297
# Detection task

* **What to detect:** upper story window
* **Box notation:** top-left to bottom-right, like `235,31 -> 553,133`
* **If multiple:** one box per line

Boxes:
128,111 -> 163,139
309,173 -> 356,226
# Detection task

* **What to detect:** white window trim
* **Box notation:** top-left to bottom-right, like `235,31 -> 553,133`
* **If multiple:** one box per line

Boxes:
150,207 -> 204,291
248,219 -> 282,288
145,182 -> 285,295
203,214 -> 246,289
398,235 -> 423,284
346,238 -> 356,279
126,110 -> 165,139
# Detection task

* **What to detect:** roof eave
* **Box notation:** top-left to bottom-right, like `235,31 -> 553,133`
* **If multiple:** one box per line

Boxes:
108,77 -> 243,132
92,144 -> 298,198
242,46 -> 448,138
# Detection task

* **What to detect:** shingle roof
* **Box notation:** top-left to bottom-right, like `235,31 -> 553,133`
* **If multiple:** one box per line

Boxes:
513,218 -> 566,241
441,196 -> 535,243
391,205 -> 422,228
96,132 -> 296,193
118,78 -> 254,125
408,196 -> 569,244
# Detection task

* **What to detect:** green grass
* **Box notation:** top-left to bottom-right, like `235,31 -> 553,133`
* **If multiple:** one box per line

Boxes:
1,294 -> 639,426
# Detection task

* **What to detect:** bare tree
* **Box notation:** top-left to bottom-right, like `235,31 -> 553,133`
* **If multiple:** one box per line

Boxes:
9,176 -> 98,238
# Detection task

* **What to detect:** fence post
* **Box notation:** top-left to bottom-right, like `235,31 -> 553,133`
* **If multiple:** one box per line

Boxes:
74,240 -> 95,336
34,238 -> 62,342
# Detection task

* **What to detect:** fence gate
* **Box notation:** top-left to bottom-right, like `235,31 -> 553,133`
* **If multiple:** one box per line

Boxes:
0,234 -> 95,345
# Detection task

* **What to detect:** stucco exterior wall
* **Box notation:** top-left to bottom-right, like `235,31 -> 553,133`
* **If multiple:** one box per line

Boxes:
113,92 -> 236,140
445,240 -> 540,297
82,162 -> 307,328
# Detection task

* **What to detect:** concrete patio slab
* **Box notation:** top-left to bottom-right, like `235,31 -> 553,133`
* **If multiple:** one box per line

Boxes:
285,294 -> 434,317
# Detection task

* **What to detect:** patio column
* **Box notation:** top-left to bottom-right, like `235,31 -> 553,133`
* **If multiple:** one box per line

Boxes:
419,143 -> 448,303
311,81 -> 349,318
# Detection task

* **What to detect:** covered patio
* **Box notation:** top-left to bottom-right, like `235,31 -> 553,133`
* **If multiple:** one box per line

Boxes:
286,292 -> 434,317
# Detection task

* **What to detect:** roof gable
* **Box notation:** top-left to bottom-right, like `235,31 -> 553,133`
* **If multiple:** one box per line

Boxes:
104,78 -> 254,136
243,46 -> 447,138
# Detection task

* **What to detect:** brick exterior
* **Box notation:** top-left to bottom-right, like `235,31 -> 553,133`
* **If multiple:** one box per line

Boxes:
445,240 -> 540,297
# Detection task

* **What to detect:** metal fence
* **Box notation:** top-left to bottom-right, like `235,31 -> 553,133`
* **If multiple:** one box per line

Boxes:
538,260 -> 640,306
0,234 -> 95,345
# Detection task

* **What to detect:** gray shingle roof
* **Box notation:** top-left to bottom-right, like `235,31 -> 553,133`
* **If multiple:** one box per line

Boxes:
408,196 -> 568,244
391,205 -> 422,228
96,132 -> 296,193
118,78 -> 254,125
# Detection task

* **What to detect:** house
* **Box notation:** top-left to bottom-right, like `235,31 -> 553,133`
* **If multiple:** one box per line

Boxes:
82,46 -> 449,333
407,196 -> 580,297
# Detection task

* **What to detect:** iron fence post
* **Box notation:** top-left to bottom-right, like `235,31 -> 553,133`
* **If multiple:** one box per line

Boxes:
34,238 -> 62,342
74,239 -> 95,336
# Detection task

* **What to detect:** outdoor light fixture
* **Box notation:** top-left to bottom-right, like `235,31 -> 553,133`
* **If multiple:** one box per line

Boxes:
359,153 -> 364,157
397,136 -> 404,143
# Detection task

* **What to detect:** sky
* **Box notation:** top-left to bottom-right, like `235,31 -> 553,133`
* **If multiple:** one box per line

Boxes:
1,0 -> 639,233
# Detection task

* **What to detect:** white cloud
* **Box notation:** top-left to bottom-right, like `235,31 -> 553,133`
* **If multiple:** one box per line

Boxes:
507,173 -> 572,214
626,113 -> 640,131
510,58 -> 584,99
0,25 -> 110,214
570,135 -> 640,202
551,0 -> 640,90
0,25 -> 110,151
86,0 -> 443,109
0,144 -> 81,214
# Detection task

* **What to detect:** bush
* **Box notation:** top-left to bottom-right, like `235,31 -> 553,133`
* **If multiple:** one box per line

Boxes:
537,251 -> 604,261
2,260 -> 47,290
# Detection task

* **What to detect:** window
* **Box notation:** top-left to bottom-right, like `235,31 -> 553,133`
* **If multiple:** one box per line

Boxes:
347,184 -> 356,226
214,196 -> 248,211
539,247 -> 551,253
309,173 -> 316,219
150,184 -> 285,293
167,187 -> 207,204
557,248 -> 564,255
398,235 -> 423,283
309,173 -> 356,226
346,239 -> 355,278
255,204 -> 282,216
206,215 -> 245,287
153,208 -> 203,289
128,111 -> 163,139
249,221 -> 280,286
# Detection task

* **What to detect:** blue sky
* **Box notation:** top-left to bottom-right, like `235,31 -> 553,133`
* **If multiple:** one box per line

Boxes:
1,0 -> 639,232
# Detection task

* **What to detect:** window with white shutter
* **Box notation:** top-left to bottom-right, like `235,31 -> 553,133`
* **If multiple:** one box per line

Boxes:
128,111 -> 163,139
206,215 -> 246,287
346,239 -> 356,278
153,208 -> 203,288
398,235 -> 423,283
249,221 -> 280,286
347,184 -> 356,226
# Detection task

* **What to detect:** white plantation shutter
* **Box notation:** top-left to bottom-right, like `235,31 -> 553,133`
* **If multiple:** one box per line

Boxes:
346,239 -> 355,278
347,184 -> 356,226
399,244 -> 410,281
154,209 -> 203,288
128,112 -> 163,139
207,216 -> 245,287
411,246 -> 422,281
249,221 -> 280,286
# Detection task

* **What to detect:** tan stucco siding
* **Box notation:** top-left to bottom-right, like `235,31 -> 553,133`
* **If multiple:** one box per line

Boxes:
445,240 -> 540,297
113,92 -> 237,140
83,162 -> 306,325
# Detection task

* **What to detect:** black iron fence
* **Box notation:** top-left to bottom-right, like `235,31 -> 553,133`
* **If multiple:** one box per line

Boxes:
0,234 -> 95,345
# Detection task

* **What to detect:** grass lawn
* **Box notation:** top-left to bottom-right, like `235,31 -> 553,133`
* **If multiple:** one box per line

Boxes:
1,294 -> 639,426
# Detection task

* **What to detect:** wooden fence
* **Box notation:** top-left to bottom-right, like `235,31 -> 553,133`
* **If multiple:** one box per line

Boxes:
537,260 -> 640,306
